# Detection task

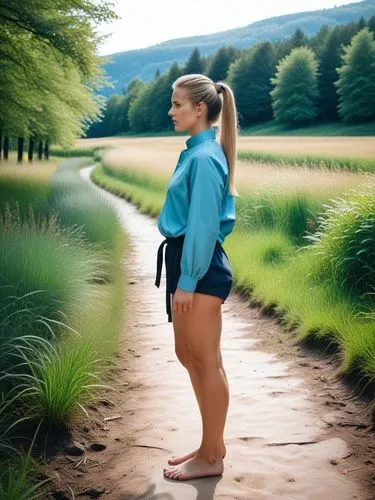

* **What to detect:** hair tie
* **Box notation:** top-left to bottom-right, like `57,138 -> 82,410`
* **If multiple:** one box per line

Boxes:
215,82 -> 223,94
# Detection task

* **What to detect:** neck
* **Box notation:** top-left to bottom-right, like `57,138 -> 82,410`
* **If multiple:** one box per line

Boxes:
188,122 -> 211,137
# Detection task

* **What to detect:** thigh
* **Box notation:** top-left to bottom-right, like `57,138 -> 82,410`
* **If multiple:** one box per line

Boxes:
171,292 -> 223,363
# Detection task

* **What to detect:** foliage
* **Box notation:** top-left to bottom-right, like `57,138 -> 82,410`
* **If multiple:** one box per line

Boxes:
271,47 -> 319,125
336,28 -> 375,122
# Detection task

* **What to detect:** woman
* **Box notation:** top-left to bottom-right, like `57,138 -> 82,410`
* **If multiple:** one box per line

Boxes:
155,73 -> 238,481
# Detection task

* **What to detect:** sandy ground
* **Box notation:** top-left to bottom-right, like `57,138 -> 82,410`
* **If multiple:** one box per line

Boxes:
44,166 -> 375,500
76,135 -> 375,159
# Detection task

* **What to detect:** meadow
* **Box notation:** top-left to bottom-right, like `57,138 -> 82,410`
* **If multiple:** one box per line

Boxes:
0,154 -> 127,498
88,135 -> 375,411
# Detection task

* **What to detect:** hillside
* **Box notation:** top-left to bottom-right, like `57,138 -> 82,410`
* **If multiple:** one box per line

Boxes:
101,0 -> 375,95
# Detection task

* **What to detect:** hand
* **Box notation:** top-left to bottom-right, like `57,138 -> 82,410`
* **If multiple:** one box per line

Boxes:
173,288 -> 194,317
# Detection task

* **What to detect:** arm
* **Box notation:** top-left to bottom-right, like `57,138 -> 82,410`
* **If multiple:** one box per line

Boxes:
177,155 -> 225,293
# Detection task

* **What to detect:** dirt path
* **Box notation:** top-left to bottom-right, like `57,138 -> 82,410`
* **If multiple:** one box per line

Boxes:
46,166 -> 374,500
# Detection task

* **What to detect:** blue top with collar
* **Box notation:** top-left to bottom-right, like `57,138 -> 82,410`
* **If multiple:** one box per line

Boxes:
157,127 -> 236,293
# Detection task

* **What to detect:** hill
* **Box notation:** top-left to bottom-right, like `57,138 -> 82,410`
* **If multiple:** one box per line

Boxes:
101,0 -> 375,95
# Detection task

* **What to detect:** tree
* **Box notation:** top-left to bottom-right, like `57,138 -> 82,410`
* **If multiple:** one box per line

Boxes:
310,25 -> 331,58
271,47 -> 319,125
368,16 -> 375,36
0,0 -> 117,156
207,47 -> 240,82
274,28 -> 310,65
336,28 -> 375,122
228,42 -> 276,126
128,82 -> 155,133
290,28 -> 310,49
149,63 -> 182,131
0,1 -> 118,79
317,27 -> 342,120
183,47 -> 205,74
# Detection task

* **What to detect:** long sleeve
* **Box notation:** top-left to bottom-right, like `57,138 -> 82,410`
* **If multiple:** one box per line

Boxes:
177,155 -> 226,293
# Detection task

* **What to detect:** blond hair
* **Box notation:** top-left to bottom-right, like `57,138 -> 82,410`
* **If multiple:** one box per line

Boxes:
172,74 -> 239,196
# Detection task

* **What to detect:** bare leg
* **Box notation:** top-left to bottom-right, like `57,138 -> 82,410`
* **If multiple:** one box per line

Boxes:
168,293 -> 227,465
164,293 -> 228,480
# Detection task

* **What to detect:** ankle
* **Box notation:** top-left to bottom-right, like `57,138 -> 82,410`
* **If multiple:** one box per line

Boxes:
198,444 -> 225,464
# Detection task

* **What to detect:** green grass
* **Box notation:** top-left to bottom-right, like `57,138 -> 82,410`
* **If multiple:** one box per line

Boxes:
92,164 -> 165,217
225,228 -> 375,382
7,338 -> 111,428
305,187 -> 375,303
239,120 -> 375,136
0,421 -> 50,500
238,150 -> 375,173
92,162 -> 375,411
92,120 -> 375,138
0,177 -> 52,219
50,146 -> 100,157
0,208 -> 107,327
0,157 -> 128,495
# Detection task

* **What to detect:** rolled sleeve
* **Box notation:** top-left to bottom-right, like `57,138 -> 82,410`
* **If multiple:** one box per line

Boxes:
177,155 -> 225,293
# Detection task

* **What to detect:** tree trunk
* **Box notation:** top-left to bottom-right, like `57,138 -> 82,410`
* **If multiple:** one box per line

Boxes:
0,131 -> 2,160
3,136 -> 9,160
44,140 -> 49,160
38,140 -> 43,160
28,136 -> 35,162
17,136 -> 24,163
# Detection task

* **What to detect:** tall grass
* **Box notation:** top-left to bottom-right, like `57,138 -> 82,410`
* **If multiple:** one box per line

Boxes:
4,338 -> 111,428
92,164 -> 165,217
0,157 -> 127,495
305,185 -> 375,306
50,162 -> 121,250
0,206 -> 108,323
50,146 -> 101,157
0,421 -> 51,500
238,150 -> 375,173
92,157 -> 375,412
235,190 -> 324,245
0,176 -> 52,219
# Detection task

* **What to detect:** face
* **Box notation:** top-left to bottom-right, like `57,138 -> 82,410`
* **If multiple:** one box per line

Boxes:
168,86 -> 207,133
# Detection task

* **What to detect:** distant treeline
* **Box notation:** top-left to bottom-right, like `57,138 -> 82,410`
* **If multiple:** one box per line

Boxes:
88,16 -> 375,136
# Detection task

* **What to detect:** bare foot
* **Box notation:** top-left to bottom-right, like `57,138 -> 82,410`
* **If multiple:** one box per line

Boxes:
168,445 -> 226,465
163,454 -> 224,481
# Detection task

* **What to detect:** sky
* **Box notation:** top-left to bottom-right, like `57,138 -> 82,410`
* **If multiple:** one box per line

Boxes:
96,0 -> 363,55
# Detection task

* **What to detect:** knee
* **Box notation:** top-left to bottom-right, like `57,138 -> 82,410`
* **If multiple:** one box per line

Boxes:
188,350 -> 219,374
175,345 -> 191,368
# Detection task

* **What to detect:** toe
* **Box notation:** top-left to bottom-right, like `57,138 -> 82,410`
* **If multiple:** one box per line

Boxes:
164,467 -> 178,478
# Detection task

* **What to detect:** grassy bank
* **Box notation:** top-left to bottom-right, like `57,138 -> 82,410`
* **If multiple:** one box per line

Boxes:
239,120 -> 375,136
82,120 -> 375,139
0,157 -> 128,497
238,150 -> 375,173
91,159 -> 375,416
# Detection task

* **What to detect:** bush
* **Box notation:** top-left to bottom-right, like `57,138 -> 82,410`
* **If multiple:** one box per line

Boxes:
306,185 -> 375,303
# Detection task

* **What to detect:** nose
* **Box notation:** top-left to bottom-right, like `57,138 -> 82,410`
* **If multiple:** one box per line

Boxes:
168,108 -> 173,116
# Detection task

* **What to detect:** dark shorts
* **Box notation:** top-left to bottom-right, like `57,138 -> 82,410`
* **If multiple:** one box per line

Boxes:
155,235 -> 233,322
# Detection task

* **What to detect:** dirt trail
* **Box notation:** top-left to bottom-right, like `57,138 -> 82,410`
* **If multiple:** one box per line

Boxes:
46,166 -> 374,500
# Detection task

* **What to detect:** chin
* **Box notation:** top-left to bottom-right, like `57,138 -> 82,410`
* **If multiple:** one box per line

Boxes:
174,123 -> 187,133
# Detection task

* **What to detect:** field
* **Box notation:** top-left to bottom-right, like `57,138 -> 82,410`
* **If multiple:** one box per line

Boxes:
76,135 -> 375,159
88,134 -> 375,412
76,136 -> 375,197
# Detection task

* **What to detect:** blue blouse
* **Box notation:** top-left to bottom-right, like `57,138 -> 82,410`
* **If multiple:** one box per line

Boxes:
157,127 -> 236,293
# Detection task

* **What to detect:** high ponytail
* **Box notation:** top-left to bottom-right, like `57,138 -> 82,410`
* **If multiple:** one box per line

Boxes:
216,82 -> 238,197
173,74 -> 239,196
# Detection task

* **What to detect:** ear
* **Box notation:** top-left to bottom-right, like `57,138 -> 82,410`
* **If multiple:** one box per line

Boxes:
196,101 -> 207,117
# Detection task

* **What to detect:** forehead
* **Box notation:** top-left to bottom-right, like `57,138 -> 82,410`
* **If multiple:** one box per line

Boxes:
172,86 -> 191,102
